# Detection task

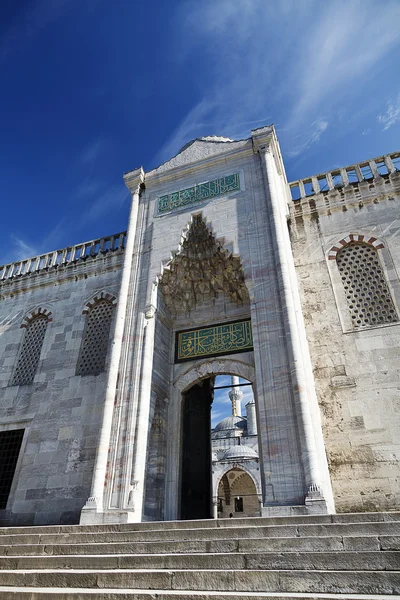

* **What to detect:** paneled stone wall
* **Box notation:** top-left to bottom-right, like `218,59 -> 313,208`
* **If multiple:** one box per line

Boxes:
290,165 -> 400,512
112,128 -> 335,524
2,127 -> 398,526
0,249 -> 123,525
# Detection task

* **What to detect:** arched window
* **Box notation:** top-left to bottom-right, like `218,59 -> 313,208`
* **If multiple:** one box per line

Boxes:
76,299 -> 115,376
336,242 -> 398,329
11,314 -> 50,386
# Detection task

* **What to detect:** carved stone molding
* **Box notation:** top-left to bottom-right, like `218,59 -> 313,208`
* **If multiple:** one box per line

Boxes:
159,215 -> 249,315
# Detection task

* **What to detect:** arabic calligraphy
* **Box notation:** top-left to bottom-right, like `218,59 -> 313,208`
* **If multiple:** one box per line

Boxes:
158,173 -> 240,214
176,319 -> 253,362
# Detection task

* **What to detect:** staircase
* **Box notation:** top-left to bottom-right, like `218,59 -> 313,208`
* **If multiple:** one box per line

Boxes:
0,512 -> 399,598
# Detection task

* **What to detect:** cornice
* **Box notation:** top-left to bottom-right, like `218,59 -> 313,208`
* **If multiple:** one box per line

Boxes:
251,125 -> 285,178
251,125 -> 274,153
0,253 -> 124,300
123,166 -> 145,194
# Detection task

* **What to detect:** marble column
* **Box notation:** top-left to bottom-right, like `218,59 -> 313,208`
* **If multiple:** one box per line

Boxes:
128,302 -> 157,520
80,168 -> 144,522
258,142 -> 327,507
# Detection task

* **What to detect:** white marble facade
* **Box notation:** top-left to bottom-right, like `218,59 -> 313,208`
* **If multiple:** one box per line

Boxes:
0,126 -> 399,525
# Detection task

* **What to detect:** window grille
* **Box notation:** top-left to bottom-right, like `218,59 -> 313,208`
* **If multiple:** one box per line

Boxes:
0,429 -> 24,509
10,315 -> 48,386
76,300 -> 114,376
336,243 -> 398,329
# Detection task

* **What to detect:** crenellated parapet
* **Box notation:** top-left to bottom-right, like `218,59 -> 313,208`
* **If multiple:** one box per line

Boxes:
288,151 -> 400,218
0,231 -> 126,297
0,231 -> 126,282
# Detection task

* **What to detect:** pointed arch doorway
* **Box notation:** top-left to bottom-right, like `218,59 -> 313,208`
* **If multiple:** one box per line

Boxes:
168,360 -> 257,522
181,377 -> 214,520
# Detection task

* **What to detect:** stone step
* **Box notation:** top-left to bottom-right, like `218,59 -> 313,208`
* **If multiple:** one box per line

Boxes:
1,522 -> 400,546
0,569 -> 398,594
0,589 -> 398,599
0,551 -> 398,572
0,512 -> 399,537
3,533 -> 397,556
0,588 -> 398,600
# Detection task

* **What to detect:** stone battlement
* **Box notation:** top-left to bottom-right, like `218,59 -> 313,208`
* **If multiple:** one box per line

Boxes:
289,150 -> 400,200
0,231 -> 126,283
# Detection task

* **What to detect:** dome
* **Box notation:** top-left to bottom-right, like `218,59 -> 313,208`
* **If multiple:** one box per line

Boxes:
222,445 -> 259,461
212,415 -> 247,439
214,415 -> 247,432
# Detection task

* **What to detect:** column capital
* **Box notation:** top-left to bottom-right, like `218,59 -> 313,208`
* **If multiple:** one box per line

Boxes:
144,304 -> 157,319
251,125 -> 274,155
123,166 -> 145,194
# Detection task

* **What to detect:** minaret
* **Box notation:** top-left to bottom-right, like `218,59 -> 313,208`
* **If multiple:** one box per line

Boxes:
228,375 -> 243,417
246,398 -> 257,436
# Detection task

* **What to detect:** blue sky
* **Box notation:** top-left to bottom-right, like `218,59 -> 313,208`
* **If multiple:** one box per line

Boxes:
211,376 -> 254,428
1,0 -> 399,265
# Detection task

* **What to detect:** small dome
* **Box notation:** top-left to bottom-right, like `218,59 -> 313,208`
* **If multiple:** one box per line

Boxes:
222,445 -> 259,461
214,415 -> 246,432
212,415 -> 247,439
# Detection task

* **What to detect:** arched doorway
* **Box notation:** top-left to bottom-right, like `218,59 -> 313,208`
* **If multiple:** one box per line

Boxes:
179,368 -> 261,521
167,359 -> 257,522
217,468 -> 260,518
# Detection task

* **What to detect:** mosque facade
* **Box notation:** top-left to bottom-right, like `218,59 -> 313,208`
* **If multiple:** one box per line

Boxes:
0,125 -> 399,526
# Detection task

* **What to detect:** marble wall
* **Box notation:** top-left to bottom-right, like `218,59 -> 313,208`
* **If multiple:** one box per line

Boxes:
0,251 -> 123,525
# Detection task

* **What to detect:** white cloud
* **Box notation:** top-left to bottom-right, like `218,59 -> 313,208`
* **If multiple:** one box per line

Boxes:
287,120 -> 328,158
377,94 -> 400,131
154,99 -> 217,166
1,179 -> 128,266
157,0 -> 400,164
8,235 -> 38,261
78,139 -> 104,171
2,222 -> 71,265
286,3 -> 400,126
78,183 -> 129,226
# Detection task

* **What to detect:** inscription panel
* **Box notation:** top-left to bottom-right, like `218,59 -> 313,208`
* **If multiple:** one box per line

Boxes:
158,173 -> 240,214
175,319 -> 253,362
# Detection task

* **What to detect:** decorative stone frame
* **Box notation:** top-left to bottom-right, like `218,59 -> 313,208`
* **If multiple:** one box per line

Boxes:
76,292 -> 118,377
174,358 -> 256,393
20,307 -> 53,328
10,308 -> 53,387
165,357 -> 257,521
326,233 -> 400,333
153,168 -> 246,219
82,291 -> 117,314
213,464 -> 262,499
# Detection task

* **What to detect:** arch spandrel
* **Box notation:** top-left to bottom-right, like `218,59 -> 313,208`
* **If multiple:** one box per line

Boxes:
174,358 -> 256,394
214,465 -> 262,498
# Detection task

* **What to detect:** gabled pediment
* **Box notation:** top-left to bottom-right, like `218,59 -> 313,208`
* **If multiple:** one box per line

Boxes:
150,136 -> 249,175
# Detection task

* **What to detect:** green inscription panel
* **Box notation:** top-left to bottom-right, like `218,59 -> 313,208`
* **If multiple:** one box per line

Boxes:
158,173 -> 240,214
176,319 -> 253,362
